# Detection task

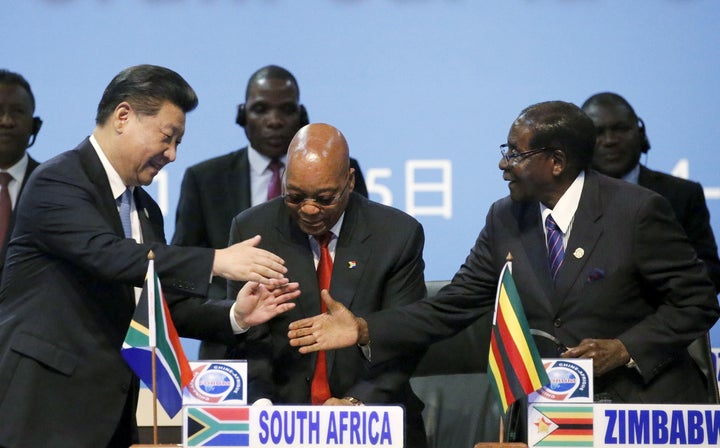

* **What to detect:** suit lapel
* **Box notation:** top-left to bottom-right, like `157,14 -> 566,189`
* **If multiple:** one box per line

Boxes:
274,210 -> 319,319
134,189 -> 162,243
226,148 -> 252,213
553,172 -> 604,305
330,196 -> 370,311
515,201 -> 555,313
77,140 -> 125,238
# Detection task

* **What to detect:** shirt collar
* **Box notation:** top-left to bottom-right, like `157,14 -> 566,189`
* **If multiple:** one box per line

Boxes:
3,153 -> 29,182
309,212 -> 346,245
622,163 -> 640,184
540,171 -> 585,233
248,145 -> 287,176
89,134 -> 132,200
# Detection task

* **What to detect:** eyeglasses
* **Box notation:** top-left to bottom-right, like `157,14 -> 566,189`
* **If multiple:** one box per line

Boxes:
283,177 -> 351,208
500,144 -> 555,167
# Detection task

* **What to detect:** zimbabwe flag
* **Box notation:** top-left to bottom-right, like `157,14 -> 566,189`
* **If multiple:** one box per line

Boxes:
488,261 -> 550,414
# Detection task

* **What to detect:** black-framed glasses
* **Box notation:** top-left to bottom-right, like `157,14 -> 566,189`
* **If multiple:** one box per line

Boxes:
500,144 -> 555,167
283,177 -> 351,208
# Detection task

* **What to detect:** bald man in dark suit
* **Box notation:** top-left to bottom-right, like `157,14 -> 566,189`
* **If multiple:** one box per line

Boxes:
173,65 -> 368,359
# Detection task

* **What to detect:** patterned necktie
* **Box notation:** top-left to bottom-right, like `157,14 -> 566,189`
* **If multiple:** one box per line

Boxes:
267,158 -> 283,200
311,232 -> 333,404
117,188 -> 133,239
545,214 -> 564,281
0,172 -> 14,248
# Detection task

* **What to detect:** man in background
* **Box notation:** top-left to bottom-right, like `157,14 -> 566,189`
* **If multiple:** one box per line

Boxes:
173,65 -> 368,358
229,123 -> 428,447
0,70 -> 42,271
582,92 -> 720,291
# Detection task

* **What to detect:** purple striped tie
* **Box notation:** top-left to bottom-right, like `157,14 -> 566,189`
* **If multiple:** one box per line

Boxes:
545,215 -> 564,281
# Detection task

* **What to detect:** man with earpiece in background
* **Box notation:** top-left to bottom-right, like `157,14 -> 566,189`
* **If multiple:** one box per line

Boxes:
173,65 -> 369,359
0,70 -> 42,273
582,92 -> 720,291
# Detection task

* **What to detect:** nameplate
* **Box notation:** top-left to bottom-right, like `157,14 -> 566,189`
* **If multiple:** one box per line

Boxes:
183,405 -> 405,447
594,404 -> 720,447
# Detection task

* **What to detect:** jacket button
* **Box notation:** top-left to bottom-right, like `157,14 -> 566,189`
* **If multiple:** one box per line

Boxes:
554,319 -> 563,328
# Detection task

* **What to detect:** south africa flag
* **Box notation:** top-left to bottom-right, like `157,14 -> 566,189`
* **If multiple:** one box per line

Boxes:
185,406 -> 251,447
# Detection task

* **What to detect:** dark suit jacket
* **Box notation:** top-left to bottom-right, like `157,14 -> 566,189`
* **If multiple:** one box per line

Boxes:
638,165 -> 720,292
0,155 -> 40,274
172,147 -> 369,358
0,138 -> 239,448
227,193 -> 427,446
366,171 -> 719,404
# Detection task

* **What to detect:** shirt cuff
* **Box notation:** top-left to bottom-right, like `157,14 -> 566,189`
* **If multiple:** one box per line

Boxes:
230,302 -> 249,334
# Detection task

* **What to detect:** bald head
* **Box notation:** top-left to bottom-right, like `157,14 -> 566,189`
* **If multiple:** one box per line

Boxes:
283,123 -> 355,236
287,123 -> 349,172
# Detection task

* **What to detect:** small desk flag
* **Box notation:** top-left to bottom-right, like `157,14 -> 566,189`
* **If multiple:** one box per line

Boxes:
121,255 -> 192,418
488,260 -> 550,414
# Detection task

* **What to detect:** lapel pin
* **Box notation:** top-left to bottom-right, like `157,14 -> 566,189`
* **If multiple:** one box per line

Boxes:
347,261 -> 357,269
573,248 -> 584,259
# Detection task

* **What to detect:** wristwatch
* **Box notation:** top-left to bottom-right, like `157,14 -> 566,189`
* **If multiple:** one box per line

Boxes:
343,397 -> 363,406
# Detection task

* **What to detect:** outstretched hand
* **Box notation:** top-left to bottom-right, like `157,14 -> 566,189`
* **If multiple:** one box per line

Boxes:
214,235 -> 288,285
288,290 -> 361,353
233,281 -> 300,328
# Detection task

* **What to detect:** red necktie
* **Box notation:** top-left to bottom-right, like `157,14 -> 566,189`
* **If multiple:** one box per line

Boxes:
267,158 -> 283,200
0,172 -> 14,249
311,232 -> 333,404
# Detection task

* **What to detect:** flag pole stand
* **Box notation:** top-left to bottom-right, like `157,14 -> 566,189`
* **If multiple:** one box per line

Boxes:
130,252 -> 183,447
130,345 -> 177,447
152,345 -> 158,445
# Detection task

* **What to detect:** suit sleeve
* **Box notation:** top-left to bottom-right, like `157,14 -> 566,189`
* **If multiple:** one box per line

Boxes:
17,164 -> 237,342
619,194 -> 720,382
343,222 -> 427,403
365,204 -> 499,366
680,183 -> 720,292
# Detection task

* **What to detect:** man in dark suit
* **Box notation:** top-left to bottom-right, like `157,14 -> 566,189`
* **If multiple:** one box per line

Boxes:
0,65 -> 299,448
228,123 -> 428,447
0,70 -> 42,272
582,92 -> 720,291
288,102 -> 719,412
173,65 -> 368,358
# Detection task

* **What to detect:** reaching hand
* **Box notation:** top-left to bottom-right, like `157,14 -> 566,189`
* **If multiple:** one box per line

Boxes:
561,338 -> 630,375
288,290 -> 361,353
233,281 -> 300,328
213,235 -> 288,285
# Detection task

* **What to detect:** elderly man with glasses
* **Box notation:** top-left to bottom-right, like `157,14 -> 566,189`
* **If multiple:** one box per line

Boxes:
288,101 -> 719,443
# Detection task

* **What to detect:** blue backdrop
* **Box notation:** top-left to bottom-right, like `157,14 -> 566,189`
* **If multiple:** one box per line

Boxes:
4,0 -> 720,354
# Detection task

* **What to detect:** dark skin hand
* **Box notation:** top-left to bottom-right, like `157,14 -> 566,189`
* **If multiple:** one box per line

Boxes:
561,338 -> 631,376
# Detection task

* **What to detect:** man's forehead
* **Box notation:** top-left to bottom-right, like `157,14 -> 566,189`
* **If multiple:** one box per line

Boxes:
588,103 -> 634,121
248,77 -> 297,98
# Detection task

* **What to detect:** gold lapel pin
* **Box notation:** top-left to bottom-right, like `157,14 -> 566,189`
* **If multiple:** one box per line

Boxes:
573,248 -> 584,259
